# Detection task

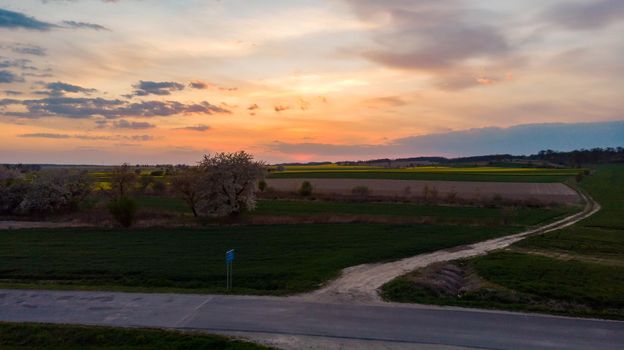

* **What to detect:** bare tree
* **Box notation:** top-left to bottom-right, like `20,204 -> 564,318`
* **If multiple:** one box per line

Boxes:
111,163 -> 137,198
172,167 -> 201,217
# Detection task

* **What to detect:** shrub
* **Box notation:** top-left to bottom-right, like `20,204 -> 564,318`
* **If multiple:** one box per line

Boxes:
351,186 -> 371,198
107,196 -> 138,227
152,180 -> 166,194
299,181 -> 313,197
150,170 -> 164,176
18,169 -> 92,215
0,182 -> 28,215
258,179 -> 267,192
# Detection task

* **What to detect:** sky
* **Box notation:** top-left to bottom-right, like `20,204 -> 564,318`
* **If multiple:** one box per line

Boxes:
0,0 -> 622,164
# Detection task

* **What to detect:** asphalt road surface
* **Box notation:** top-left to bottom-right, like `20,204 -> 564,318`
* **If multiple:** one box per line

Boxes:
1,289 -> 622,349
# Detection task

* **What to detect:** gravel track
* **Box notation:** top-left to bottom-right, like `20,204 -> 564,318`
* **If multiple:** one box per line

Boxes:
296,190 -> 599,304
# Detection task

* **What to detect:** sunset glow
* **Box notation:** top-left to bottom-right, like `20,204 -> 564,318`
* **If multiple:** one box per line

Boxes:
1,0 -> 623,164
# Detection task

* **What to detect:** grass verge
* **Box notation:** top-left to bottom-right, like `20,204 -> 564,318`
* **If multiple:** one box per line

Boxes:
0,322 -> 271,349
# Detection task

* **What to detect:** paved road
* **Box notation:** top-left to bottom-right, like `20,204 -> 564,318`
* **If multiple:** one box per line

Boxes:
1,289 -> 622,349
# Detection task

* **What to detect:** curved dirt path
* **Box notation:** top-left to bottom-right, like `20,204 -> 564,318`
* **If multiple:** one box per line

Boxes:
297,190 -> 600,304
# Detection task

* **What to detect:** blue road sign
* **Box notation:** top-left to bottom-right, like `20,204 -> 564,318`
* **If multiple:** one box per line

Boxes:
226,249 -> 235,263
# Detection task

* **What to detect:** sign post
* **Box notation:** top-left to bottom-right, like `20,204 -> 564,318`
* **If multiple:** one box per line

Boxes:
225,249 -> 235,291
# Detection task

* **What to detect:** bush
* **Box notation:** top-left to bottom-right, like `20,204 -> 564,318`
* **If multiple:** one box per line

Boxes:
152,180 -> 166,194
150,170 -> 164,176
299,181 -> 313,197
351,186 -> 371,199
107,196 -> 138,227
258,180 -> 267,192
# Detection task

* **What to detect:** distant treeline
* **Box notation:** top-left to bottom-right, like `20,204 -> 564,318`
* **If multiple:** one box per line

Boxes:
335,147 -> 624,168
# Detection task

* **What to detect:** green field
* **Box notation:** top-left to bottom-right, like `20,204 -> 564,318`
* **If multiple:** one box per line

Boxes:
381,164 -> 624,319
0,322 -> 270,350
0,224 -> 519,295
136,196 -> 575,227
268,166 -> 581,182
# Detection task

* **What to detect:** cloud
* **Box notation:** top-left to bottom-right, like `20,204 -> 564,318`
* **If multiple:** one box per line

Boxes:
0,58 -> 37,71
189,80 -> 209,89
179,124 -> 211,132
19,132 -> 69,139
3,90 -> 22,96
130,80 -> 185,96
62,20 -> 110,31
188,80 -> 237,91
267,121 -> 624,159
361,96 -> 406,109
112,119 -> 155,129
0,70 -> 22,83
18,132 -> 154,141
1,97 -> 231,119
0,8 -> 55,31
543,0 -> 624,31
9,44 -> 47,56
274,105 -> 290,112
247,103 -> 259,110
37,81 -> 97,96
345,1 -> 511,71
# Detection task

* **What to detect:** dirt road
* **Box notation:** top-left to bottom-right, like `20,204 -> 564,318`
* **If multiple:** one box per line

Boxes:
297,190 -> 599,304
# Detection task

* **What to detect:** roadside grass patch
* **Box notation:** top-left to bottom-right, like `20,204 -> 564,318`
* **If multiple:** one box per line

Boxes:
0,322 -> 271,350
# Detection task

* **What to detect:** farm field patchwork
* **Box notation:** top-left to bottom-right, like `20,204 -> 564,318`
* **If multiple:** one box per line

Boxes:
381,164 -> 624,320
0,322 -> 270,350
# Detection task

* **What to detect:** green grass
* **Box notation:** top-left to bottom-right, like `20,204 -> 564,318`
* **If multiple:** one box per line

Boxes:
380,164 -> 624,319
268,167 -> 579,183
0,224 -> 518,295
135,195 -> 576,227
0,322 -> 270,349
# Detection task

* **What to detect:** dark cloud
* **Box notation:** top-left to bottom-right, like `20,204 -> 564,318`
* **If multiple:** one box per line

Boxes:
37,81 -> 97,96
180,124 -> 211,132
9,44 -> 47,56
0,58 -> 37,71
1,97 -> 230,119
3,90 -> 22,96
0,8 -> 55,31
18,132 -> 154,141
0,70 -> 22,83
130,80 -> 185,96
188,80 -> 237,91
62,20 -> 110,31
112,119 -> 155,129
268,121 -> 624,158
543,0 -> 624,31
247,103 -> 259,110
345,1 -> 511,71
